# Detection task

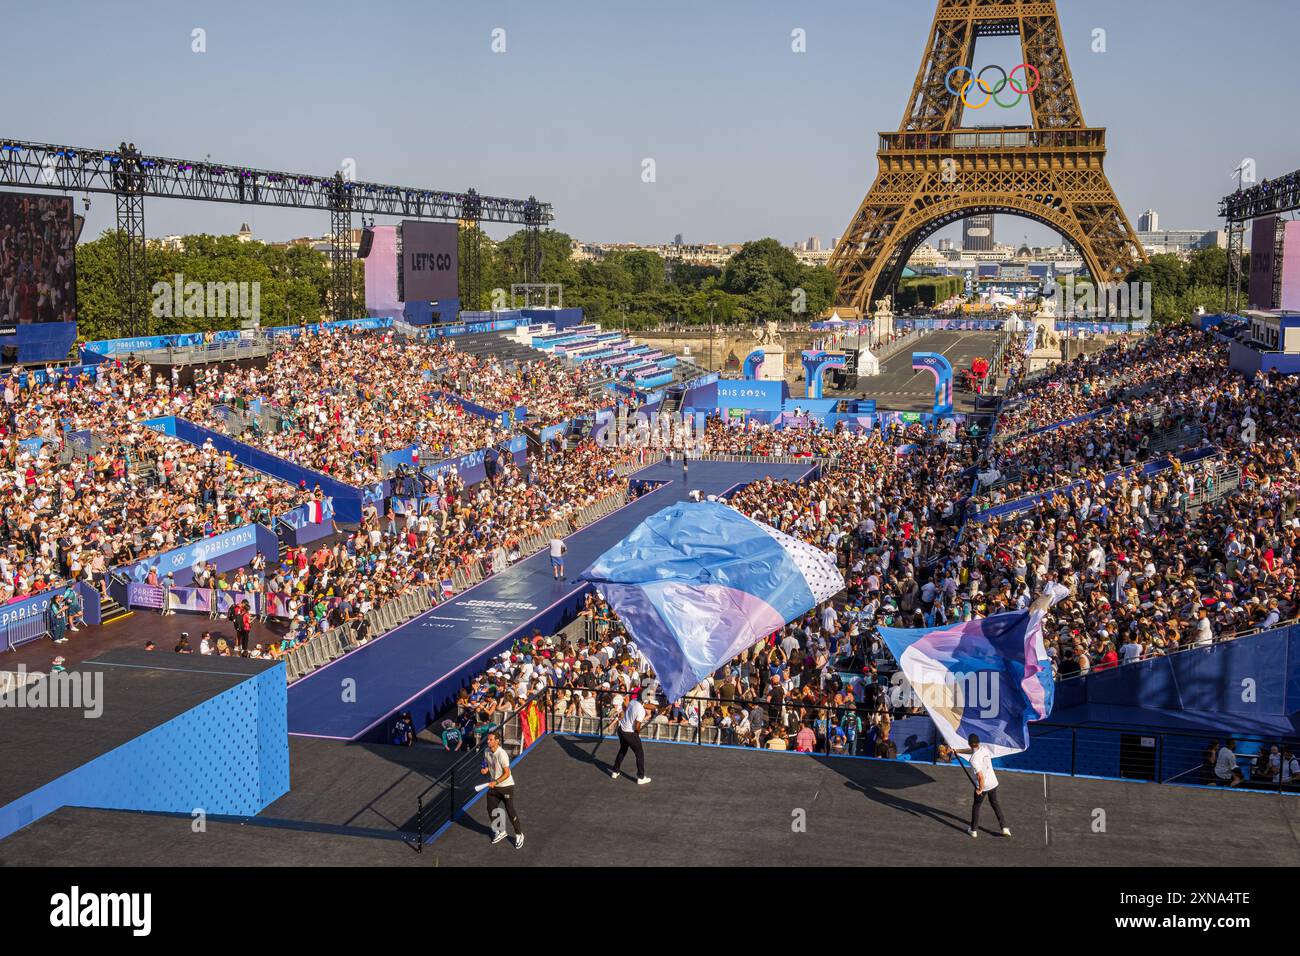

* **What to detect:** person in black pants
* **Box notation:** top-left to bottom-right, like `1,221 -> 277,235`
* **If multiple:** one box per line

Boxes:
609,692 -> 652,784
482,731 -> 524,849
955,733 -> 1011,838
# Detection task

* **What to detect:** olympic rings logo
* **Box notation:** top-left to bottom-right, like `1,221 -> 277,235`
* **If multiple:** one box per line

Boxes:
945,64 -> 1040,109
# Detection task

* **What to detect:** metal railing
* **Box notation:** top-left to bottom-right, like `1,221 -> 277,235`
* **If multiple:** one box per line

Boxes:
406,690 -> 547,851
690,452 -> 830,467
122,336 -> 273,366
3,614 -> 51,652
867,329 -> 926,364
281,586 -> 438,683
536,689 -> 1300,794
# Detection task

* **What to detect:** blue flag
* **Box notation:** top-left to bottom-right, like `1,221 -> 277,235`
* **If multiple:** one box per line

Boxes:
582,502 -> 844,704
879,602 -> 1057,758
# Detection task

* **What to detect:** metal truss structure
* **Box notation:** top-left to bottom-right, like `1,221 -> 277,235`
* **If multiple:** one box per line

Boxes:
1219,167 -> 1300,312
0,138 -> 553,331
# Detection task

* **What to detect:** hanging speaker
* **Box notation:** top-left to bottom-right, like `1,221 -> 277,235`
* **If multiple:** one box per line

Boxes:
357,226 -> 375,259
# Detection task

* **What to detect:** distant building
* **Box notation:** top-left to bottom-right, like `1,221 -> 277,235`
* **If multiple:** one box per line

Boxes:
237,223 -> 255,243
907,244 -> 946,268
937,238 -> 954,252
1137,209 -> 1160,232
963,214 -> 995,252
793,248 -> 833,266
570,241 -> 738,267
808,236 -> 821,252
1137,229 -> 1228,256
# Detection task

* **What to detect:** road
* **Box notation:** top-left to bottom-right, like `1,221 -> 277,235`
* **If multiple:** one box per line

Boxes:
848,331 -> 1001,412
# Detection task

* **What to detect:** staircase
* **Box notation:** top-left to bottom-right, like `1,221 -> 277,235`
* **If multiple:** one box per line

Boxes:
522,425 -> 544,459
98,593 -> 133,626
660,390 -> 684,417
1187,463 -> 1242,516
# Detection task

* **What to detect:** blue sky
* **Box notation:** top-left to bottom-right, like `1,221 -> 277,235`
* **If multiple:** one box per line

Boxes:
4,0 -> 1297,248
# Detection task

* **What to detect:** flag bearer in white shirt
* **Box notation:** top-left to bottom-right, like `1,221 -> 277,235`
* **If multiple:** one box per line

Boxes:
955,733 -> 1011,839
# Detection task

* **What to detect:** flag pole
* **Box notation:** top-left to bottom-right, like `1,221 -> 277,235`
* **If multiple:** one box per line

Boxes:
952,747 -> 978,790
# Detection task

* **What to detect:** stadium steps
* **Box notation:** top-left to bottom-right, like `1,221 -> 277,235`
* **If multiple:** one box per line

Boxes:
98,595 -> 133,626
1187,463 -> 1242,516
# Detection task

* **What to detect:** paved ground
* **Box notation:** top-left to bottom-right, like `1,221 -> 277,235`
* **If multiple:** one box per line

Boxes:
843,331 -> 1001,411
7,734 -> 1295,867
429,736 -> 1300,867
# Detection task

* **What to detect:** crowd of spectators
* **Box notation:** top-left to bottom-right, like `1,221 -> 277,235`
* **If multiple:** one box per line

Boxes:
192,329 -> 509,486
450,592 -> 900,758
447,323 -> 1300,763
426,339 -> 609,427
14,316 -> 1300,780
1,360 -> 312,606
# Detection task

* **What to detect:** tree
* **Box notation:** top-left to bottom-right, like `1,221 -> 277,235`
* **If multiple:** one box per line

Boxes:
721,238 -> 803,295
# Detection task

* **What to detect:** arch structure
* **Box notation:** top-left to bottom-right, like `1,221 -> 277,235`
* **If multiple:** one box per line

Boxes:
828,0 -> 1147,314
801,350 -> 845,400
912,351 -> 954,416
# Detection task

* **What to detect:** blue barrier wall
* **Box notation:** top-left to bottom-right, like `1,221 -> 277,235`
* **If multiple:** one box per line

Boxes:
82,318 -> 393,359
9,321 -> 78,363
1,590 -> 59,650
276,499 -> 336,548
429,389 -> 510,428
522,308 -> 584,329
0,662 -> 288,840
116,522 -> 280,586
1060,625 -> 1298,717
161,416 -> 378,523
419,435 -> 527,487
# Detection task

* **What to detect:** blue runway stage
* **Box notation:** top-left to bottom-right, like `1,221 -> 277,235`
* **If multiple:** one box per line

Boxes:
287,458 -> 817,742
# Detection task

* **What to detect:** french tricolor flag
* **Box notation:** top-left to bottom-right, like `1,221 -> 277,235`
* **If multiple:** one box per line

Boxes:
307,500 -> 325,524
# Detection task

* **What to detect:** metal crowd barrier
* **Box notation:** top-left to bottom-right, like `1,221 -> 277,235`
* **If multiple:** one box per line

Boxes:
691,453 -> 828,467
288,488 -> 635,683
283,587 -> 437,684
3,615 -> 51,652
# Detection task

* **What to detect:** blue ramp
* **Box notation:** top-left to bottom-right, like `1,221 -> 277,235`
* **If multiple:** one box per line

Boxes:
287,458 -> 817,741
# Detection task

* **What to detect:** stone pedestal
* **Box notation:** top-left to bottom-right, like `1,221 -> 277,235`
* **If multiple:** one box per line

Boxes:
1027,309 -> 1064,373
871,299 -> 896,347
757,346 -> 786,381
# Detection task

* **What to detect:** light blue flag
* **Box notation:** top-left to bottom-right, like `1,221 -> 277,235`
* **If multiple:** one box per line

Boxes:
581,502 -> 844,703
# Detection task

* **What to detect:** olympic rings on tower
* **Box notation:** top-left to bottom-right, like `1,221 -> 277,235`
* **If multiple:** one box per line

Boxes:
944,64 -> 1040,109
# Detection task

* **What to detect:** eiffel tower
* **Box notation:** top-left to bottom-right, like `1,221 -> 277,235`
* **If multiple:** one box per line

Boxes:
829,0 -> 1146,313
